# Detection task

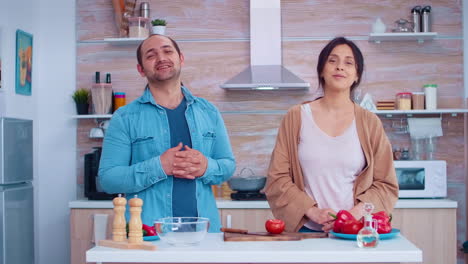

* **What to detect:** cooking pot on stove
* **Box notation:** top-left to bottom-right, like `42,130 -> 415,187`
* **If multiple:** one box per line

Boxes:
227,168 -> 266,192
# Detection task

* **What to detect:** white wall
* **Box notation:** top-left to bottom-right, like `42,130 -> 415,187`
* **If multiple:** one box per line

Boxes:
0,0 -> 77,263
465,0 -> 468,99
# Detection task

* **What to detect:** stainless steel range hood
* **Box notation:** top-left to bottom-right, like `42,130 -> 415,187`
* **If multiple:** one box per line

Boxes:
220,0 -> 309,91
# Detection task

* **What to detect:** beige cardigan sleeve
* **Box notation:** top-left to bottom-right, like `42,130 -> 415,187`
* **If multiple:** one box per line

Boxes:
354,110 -> 399,214
264,106 -> 315,232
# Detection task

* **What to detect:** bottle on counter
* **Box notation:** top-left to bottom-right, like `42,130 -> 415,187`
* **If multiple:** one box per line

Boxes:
357,203 -> 379,248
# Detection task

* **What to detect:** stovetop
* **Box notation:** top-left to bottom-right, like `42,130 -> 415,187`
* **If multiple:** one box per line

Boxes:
231,191 -> 266,201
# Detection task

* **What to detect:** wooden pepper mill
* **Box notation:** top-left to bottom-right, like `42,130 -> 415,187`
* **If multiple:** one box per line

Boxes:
128,195 -> 143,244
112,194 -> 127,242
98,194 -> 156,250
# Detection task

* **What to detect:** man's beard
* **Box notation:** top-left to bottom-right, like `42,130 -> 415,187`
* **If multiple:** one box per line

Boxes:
146,67 -> 181,83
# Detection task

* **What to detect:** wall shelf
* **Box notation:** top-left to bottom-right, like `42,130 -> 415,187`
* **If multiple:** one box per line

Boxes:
368,32 -> 438,43
77,33 -> 444,45
73,114 -> 112,119
72,108 -> 468,119
102,37 -> 145,45
373,108 -> 468,117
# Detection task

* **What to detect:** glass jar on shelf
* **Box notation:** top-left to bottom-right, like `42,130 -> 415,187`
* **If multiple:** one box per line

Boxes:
401,147 -> 410,160
396,92 -> 412,110
127,17 -> 150,38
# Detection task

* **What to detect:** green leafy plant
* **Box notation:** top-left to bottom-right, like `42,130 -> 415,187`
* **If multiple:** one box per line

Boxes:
151,19 -> 167,26
72,88 -> 90,104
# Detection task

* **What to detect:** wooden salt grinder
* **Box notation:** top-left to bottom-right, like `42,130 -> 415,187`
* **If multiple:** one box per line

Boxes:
128,195 -> 143,244
112,194 -> 127,242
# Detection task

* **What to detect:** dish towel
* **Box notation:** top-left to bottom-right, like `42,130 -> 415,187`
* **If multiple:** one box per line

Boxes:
407,117 -> 443,139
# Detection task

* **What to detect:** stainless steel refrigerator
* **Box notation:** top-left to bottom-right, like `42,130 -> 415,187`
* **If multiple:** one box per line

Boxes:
0,117 -> 33,264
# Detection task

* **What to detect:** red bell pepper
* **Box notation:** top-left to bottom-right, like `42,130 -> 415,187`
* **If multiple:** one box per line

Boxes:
142,223 -> 156,236
329,210 -> 356,233
341,219 -> 363,234
361,211 -> 392,234
377,222 -> 392,234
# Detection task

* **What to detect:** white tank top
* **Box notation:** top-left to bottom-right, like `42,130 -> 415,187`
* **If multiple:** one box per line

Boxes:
298,104 -> 365,230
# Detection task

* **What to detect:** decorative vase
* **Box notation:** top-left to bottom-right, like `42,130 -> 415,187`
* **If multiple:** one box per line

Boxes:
372,17 -> 386,33
152,26 -> 166,35
76,103 -> 89,115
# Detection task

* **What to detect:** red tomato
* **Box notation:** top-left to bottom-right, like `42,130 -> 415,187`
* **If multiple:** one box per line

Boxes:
265,219 -> 285,234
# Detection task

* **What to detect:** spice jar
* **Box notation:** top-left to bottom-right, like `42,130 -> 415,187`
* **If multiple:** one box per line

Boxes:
412,92 -> 425,110
396,92 -> 412,110
128,17 -> 150,38
401,148 -> 410,160
114,92 -> 126,111
393,148 -> 402,160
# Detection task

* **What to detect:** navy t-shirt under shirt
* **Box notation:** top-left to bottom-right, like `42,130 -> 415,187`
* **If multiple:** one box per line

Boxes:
162,98 -> 198,218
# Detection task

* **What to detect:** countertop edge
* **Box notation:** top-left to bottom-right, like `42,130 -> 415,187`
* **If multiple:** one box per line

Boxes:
70,198 -> 458,209
86,233 -> 422,263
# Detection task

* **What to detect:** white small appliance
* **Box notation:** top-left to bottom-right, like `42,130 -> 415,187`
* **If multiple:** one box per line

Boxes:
394,160 -> 446,198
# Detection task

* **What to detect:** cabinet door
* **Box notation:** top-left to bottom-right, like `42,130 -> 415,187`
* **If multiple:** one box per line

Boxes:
220,209 -> 274,232
391,208 -> 456,264
70,209 -> 113,264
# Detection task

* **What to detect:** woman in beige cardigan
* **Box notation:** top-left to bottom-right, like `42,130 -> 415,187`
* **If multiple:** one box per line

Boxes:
264,37 -> 398,233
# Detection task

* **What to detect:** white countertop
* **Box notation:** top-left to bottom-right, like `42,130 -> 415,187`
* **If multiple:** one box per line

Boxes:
86,233 -> 422,263
70,198 -> 458,209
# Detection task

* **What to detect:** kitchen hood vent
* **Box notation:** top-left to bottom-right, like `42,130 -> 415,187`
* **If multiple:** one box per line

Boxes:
220,0 -> 309,91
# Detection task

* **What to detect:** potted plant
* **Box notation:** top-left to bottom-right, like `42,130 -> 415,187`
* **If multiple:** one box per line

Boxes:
72,88 -> 90,115
151,19 -> 167,35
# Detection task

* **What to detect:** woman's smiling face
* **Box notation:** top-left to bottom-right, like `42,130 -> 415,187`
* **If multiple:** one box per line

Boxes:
321,44 -> 358,93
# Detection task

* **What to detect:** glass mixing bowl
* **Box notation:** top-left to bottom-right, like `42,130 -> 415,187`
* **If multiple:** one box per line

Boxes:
154,217 -> 209,246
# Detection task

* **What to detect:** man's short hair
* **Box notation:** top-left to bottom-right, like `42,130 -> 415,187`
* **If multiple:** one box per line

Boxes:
136,34 -> 181,67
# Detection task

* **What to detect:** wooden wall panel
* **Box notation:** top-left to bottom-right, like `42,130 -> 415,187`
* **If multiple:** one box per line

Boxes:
224,114 -> 283,177
77,39 -> 463,111
77,0 -> 461,41
77,0 -> 249,40
282,0 -> 462,37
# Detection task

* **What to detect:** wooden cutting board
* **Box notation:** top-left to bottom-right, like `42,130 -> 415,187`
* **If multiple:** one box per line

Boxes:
223,231 -> 328,242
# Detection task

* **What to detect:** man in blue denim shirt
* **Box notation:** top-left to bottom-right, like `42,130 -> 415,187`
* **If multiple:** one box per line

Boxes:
99,34 -> 236,232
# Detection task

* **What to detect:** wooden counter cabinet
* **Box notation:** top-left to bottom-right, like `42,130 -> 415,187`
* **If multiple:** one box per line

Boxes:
219,208 -> 457,264
71,207 -> 456,264
70,208 -> 113,264
219,208 -> 273,231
